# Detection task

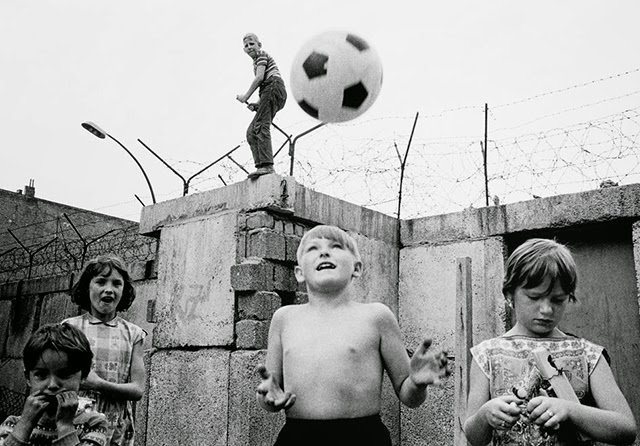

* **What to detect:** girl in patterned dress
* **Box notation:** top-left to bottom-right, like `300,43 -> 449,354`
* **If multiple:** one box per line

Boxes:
464,238 -> 636,446
63,256 -> 146,446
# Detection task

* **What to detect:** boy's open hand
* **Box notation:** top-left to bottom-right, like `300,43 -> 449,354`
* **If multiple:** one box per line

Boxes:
409,339 -> 451,387
255,364 -> 296,411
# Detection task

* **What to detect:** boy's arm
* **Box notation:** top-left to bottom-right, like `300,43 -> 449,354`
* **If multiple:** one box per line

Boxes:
80,340 -> 145,401
237,65 -> 266,104
256,307 -> 296,412
376,304 -> 428,407
377,304 -> 450,408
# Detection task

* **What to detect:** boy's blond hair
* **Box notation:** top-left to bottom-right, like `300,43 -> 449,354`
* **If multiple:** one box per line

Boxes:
296,225 -> 361,265
243,33 -> 261,45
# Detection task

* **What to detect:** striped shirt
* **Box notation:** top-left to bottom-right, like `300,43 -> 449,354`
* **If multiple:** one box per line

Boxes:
253,50 -> 281,82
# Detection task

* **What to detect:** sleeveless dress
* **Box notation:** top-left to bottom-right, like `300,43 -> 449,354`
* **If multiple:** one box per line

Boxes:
471,334 -> 604,446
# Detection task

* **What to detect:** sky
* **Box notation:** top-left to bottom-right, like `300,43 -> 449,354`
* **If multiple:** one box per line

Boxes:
2,1 -> 640,222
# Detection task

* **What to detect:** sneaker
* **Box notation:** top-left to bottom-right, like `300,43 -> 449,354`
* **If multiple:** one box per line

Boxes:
248,166 -> 275,179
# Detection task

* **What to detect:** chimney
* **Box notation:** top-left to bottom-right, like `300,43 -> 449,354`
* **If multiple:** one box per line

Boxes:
24,179 -> 35,198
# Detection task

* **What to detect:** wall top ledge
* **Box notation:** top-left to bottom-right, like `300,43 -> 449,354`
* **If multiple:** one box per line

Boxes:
139,175 -> 399,244
139,175 -> 294,235
402,183 -> 640,246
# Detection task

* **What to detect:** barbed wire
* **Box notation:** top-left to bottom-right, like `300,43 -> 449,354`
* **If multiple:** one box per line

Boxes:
0,225 -> 157,284
2,69 -> 639,281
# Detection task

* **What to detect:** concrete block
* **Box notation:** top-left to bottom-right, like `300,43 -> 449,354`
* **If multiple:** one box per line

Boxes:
237,291 -> 281,320
293,292 -> 308,305
144,259 -> 158,280
128,261 -> 148,281
272,264 -> 298,291
134,349 -> 153,446
230,262 -> 273,291
236,320 -> 269,350
284,234 -> 300,263
0,358 -> 27,419
228,350 -> 284,446
294,223 -> 305,237
291,183 -> 398,245
6,296 -> 39,358
283,222 -> 294,235
349,234 -> 399,312
248,229 -> 286,260
632,221 -> 640,310
399,237 -> 505,355
0,281 -> 21,301
235,231 -> 247,261
402,183 -> 640,245
0,300 -> 12,357
121,280 -> 156,350
21,274 -> 72,296
231,260 -> 296,293
153,212 -> 237,348
400,360 -> 455,445
146,349 -> 229,446
274,219 -> 284,233
40,292 -> 79,326
139,174 -> 294,235
246,211 -> 275,230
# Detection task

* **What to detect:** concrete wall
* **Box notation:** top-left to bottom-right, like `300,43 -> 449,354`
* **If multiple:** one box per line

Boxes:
400,183 -> 640,445
139,175 -> 401,446
399,238 -> 505,444
0,186 -> 136,249
2,176 -> 640,446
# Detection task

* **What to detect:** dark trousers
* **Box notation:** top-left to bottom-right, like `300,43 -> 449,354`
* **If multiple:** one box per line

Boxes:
247,76 -> 287,167
273,414 -> 392,446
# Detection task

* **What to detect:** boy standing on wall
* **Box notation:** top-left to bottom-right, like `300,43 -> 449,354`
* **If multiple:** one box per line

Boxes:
236,33 -> 287,179
256,225 -> 450,446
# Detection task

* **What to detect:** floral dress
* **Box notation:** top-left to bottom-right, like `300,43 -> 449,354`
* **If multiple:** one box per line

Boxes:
471,334 -> 604,446
63,313 -> 146,446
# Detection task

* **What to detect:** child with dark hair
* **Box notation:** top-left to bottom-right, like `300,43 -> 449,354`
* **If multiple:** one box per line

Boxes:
464,238 -> 636,445
236,32 -> 287,179
0,323 -> 108,445
63,256 -> 146,446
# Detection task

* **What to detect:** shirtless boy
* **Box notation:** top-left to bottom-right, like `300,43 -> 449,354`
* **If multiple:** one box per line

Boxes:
256,225 -> 450,445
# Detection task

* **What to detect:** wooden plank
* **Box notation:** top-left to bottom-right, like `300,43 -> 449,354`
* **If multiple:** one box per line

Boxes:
454,257 -> 473,446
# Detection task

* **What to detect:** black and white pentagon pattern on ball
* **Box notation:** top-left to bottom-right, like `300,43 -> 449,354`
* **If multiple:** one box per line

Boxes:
290,30 -> 383,123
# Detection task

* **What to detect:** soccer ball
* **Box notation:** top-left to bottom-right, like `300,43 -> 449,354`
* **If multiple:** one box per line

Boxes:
290,30 -> 383,123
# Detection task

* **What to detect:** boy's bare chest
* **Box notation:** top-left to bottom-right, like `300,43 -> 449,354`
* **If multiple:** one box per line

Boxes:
282,312 -> 380,359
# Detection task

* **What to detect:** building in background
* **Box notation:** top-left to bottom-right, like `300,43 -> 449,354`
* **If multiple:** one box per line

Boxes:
0,180 -> 156,283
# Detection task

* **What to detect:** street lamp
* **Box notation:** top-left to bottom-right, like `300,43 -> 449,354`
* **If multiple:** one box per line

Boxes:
81,121 -> 156,204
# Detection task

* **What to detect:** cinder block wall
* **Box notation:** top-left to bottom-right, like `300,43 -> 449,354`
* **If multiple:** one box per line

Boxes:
3,177 -> 640,446
139,175 -> 401,446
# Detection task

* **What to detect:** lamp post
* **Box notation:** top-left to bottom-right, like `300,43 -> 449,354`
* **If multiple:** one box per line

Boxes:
81,121 -> 156,204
